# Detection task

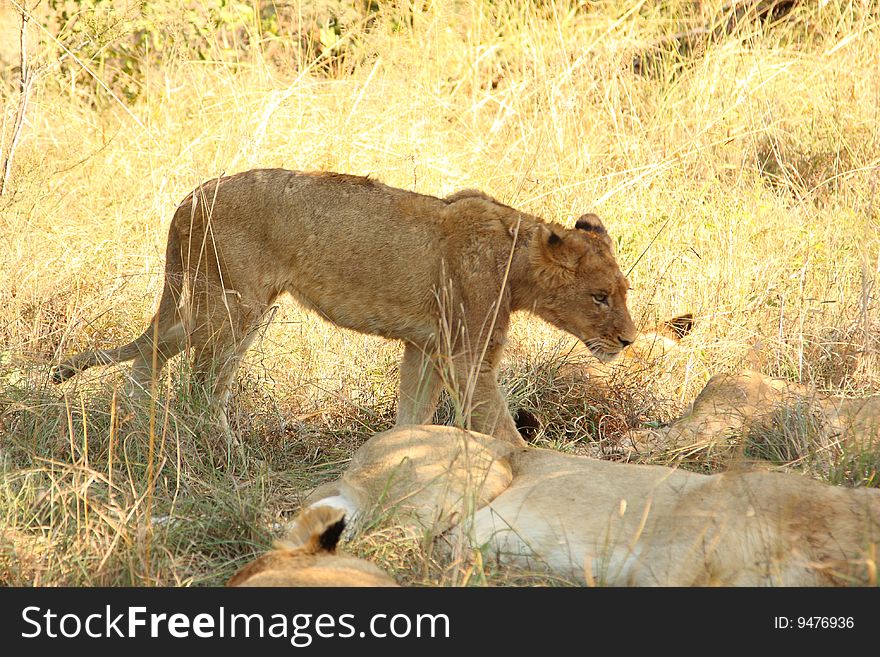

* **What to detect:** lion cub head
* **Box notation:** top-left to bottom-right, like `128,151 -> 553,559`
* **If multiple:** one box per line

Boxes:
529,213 -> 637,362
227,506 -> 397,587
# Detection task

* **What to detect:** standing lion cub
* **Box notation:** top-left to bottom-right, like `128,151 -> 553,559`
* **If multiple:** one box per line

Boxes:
53,169 -> 636,444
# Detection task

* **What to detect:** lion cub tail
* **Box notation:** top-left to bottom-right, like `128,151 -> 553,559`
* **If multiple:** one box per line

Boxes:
52,223 -> 187,385
52,341 -> 147,383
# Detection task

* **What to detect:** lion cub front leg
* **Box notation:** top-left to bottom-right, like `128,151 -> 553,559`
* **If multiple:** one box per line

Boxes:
448,346 -> 526,447
467,366 -> 526,447
395,342 -> 443,426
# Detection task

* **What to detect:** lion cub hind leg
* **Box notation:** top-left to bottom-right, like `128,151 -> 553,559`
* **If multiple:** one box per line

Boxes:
188,296 -> 269,441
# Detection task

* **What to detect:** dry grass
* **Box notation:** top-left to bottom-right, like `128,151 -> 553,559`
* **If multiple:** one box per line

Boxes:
1,0 -> 879,586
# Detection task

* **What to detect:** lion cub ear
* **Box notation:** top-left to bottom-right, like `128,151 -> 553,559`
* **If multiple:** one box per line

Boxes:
575,213 -> 613,248
657,313 -> 695,341
530,225 -> 581,281
278,506 -> 347,555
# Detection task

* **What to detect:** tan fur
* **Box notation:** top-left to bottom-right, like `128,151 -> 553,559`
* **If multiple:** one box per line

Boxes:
304,425 -> 515,536
558,312 -> 693,383
472,449 -> 879,585
303,425 -> 880,586
227,506 -> 397,587
629,370 -> 880,455
53,169 -> 636,445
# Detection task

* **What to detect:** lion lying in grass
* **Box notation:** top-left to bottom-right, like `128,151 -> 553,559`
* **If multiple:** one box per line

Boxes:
300,425 -> 879,586
628,370 -> 880,458
52,169 -> 636,445
227,505 -> 397,587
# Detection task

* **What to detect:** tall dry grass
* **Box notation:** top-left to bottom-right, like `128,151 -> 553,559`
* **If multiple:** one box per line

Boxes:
1,0 -> 878,585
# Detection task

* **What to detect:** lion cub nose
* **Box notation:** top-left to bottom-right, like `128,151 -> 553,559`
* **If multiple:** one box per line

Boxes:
618,337 -> 634,348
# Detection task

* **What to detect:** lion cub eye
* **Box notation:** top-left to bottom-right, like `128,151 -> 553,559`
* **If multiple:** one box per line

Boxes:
592,294 -> 609,306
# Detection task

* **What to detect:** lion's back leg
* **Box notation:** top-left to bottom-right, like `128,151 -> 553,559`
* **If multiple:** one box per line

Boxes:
187,285 -> 269,436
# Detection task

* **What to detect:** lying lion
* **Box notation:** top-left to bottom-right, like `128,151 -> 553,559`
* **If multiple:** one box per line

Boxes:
227,505 -> 397,587
302,425 -> 879,586
52,170 -> 636,445
629,370 -> 880,458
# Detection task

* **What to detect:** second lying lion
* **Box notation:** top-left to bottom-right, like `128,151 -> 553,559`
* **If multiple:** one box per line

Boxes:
628,370 -> 880,458
302,425 -> 879,586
